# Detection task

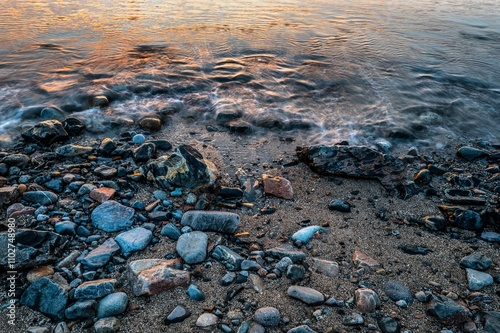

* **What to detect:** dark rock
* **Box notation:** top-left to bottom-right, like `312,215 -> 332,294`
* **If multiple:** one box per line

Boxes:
254,307 -> 280,327
286,264 -> 306,281
139,116 -> 162,131
164,305 -> 191,325
23,191 -> 58,205
377,316 -> 401,333
426,294 -> 471,325
460,253 -> 492,271
6,203 -> 36,218
482,311 -> 500,333
81,238 -> 120,268
457,146 -> 488,161
328,199 -> 351,212
399,245 -> 432,255
97,292 -> 128,318
54,221 -> 77,236
266,244 -> 306,263
287,325 -> 318,333
160,223 -> 181,240
98,138 -> 117,155
0,186 -> 19,206
74,279 -> 116,299
94,317 -> 120,333
92,95 -> 109,107
287,286 -> 324,305
396,181 -> 421,199
176,231 -> 208,264
20,277 -> 68,321
342,312 -> 364,326
141,144 -> 217,188
94,166 -> 118,179
44,178 -> 64,193
21,120 -> 69,146
228,119 -> 253,134
40,106 -> 64,120
128,259 -> 190,296
65,299 -> 98,319
422,215 -> 447,231
186,284 -> 206,301
62,118 -> 85,135
149,140 -> 172,151
212,245 -> 244,271
454,210 -> 483,230
91,200 -> 135,232
2,154 -> 30,166
383,280 -> 413,304
296,145 -> 406,190
133,142 -> 156,162
414,169 -> 432,185
55,144 -> 92,157
181,210 -> 240,233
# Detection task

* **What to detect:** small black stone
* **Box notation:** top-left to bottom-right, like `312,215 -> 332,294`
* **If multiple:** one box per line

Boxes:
164,305 -> 191,325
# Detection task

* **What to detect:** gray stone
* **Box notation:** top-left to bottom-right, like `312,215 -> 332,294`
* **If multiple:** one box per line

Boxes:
160,223 -> 181,240
44,178 -> 64,193
20,277 -> 68,321
23,191 -> 58,206
81,238 -> 120,268
164,305 -> 191,325
457,146 -> 488,161
291,226 -> 326,244
422,215 -> 447,231
384,280 -> 414,305
266,244 -> 306,263
286,264 -> 306,281
54,221 -> 77,236
426,294 -> 471,325
91,200 -> 135,232
276,257 -> 293,272
254,306 -> 281,327
77,183 -> 97,195
481,231 -> 500,242
454,210 -> 483,230
241,260 -> 262,271
21,120 -> 69,146
128,259 -> 190,296
220,272 -> 236,286
378,316 -> 401,333
248,323 -> 265,333
65,299 -> 98,319
40,106 -> 64,120
53,322 -> 69,333
2,154 -> 30,166
212,245 -> 244,271
312,258 -> 339,277
460,253 -> 492,271
97,292 -> 128,318
466,268 -> 493,291
74,279 -> 116,299
176,231 -> 208,264
287,286 -> 324,305
342,313 -> 364,326
94,317 -> 120,333
27,327 -> 50,333
94,165 -> 117,179
196,313 -> 218,328
355,288 -> 380,313
181,210 -> 240,233
287,325 -> 318,333
482,311 -> 500,333
55,144 -> 93,157
115,227 -> 152,255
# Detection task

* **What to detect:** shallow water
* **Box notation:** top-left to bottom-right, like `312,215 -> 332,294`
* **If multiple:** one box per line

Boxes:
1,0 -> 499,149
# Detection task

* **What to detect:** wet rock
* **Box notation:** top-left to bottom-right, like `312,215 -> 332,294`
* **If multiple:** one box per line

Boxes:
296,145 -> 406,190
132,134 -> 146,145
355,288 -> 380,313
65,299 -> 98,319
196,313 -> 218,328
128,259 -> 190,296
98,138 -> 117,155
91,200 -> 135,232
92,95 -> 109,107
20,277 -> 68,321
133,142 -> 156,162
97,292 -> 128,318
62,117 -> 85,135
266,244 -> 306,263
74,278 -> 116,299
23,191 -> 58,206
54,221 -> 77,236
466,268 -> 493,291
21,120 -> 69,146
55,144 -> 93,156
460,253 -> 492,271
287,286 -> 324,305
115,227 -> 153,256
149,139 -> 172,151
40,106 -> 64,120
262,174 -> 294,199
353,250 -> 380,269
81,238 -> 120,268
94,317 -> 120,333
90,187 -> 116,203
286,264 -> 306,281
181,210 -> 240,233
454,210 -> 483,230
384,280 -> 414,305
176,231 -> 208,264
422,215 -> 447,231
2,154 -> 30,166
377,316 -> 401,333
94,166 -> 118,179
139,116 -> 162,131
343,312 -> 364,326
0,186 -> 19,206
328,199 -> 351,212
426,294 -> 471,325
228,119 -> 253,134
414,169 -> 432,185
160,223 -> 181,240
312,258 -> 339,277
164,305 -> 191,325
187,284 -> 206,301
457,146 -> 488,161
212,245 -> 244,271
292,226 -> 326,244
6,203 -> 36,217
482,311 -> 500,333
287,325 -> 318,333
254,307 -> 281,327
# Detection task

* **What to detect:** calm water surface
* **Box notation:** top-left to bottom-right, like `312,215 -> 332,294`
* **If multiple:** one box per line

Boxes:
1,0 -> 499,149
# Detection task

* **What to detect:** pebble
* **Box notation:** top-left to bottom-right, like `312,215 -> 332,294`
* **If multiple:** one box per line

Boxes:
128,259 -> 190,296
186,284 -> 206,301
220,272 -> 236,286
422,215 -> 447,231
343,312 -> 364,326
454,210 -> 483,230
91,200 -> 135,232
276,257 -> 293,272
482,311 -> 500,332
65,299 -> 97,319
78,183 -> 96,195
132,134 -> 146,145
81,238 -> 120,268
170,188 -> 183,197
353,250 -> 380,269
212,245 -> 244,271
164,305 -> 191,325
94,317 -> 120,333
413,169 -> 432,185
176,231 -> 208,264
286,264 -> 306,280
460,253 -> 492,271
20,277 -> 68,321
161,223 -> 182,240
466,268 -> 494,291
456,146 -> 488,161
97,292 -> 128,318
262,174 -> 294,199
355,288 -> 380,313
266,244 -> 306,263
377,316 -> 401,333
53,322 -> 70,333
328,198 -> 351,212
384,280 -> 414,304
480,231 -> 500,242
23,191 -> 58,206
287,325 -> 318,333
196,313 -> 218,328
74,279 -> 116,299
94,165 -> 118,179
115,227 -> 153,255
291,225 -> 326,244
287,286 -> 325,305
248,323 -> 265,333
27,327 -> 50,333
181,210 -> 241,233
90,187 -> 116,203
312,258 -> 339,277
54,221 -> 77,236
254,306 -> 281,327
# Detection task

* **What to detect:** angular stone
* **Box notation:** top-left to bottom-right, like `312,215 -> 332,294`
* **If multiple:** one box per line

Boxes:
287,325 -> 318,333
98,138 -> 117,155
97,292 -> 128,318
262,174 -> 293,199
65,299 -> 98,319
44,178 -> 64,193
343,312 -> 364,326
422,215 -> 447,231
74,279 -> 116,299
186,284 -> 206,301
90,187 -> 116,203
292,226 -> 326,244
91,200 -> 135,232
466,268 -> 493,291
287,286 -> 325,305
196,313 -> 218,328
94,317 -> 120,333
22,191 -> 58,206
62,117 -> 85,135
212,245 -> 244,271
160,223 -> 181,240
312,258 -> 339,277
139,116 -> 162,131
133,142 -> 157,162
81,238 -> 120,268
296,145 -> 406,190
460,253 -> 492,271
115,227 -> 152,256
377,316 -> 401,333
254,307 -> 280,327
92,95 -> 109,107
328,199 -> 351,212
353,250 -> 380,269
355,288 -> 380,313
176,231 -> 208,264
142,144 -> 217,188
181,210 -> 240,233
454,210 -> 483,230
426,294 -> 471,325
128,259 -> 190,296
286,264 -> 306,281
55,144 -> 93,157
21,120 -> 69,146
266,244 -> 306,263
0,186 -> 19,206
413,169 -> 432,186
164,305 -> 191,325
94,165 -> 118,180
54,221 -> 77,236
383,280 -> 413,305
20,277 -> 68,321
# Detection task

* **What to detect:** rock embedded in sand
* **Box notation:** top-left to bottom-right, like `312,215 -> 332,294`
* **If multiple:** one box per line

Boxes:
287,286 -> 325,305
98,138 -> 117,155
413,169 -> 432,185
460,253 -> 492,271
181,210 -> 240,233
377,316 -> 401,333
97,292 -> 129,318
91,200 -> 135,232
287,325 -> 318,333
94,317 -> 120,333
94,165 -> 118,179
27,266 -> 55,283
328,199 -> 351,212
383,280 -> 414,304
2,153 -> 30,166
254,307 -> 281,327
426,294 -> 471,325
266,244 -> 307,263
355,288 -> 380,313
128,259 -> 190,296
212,245 -> 244,271
196,313 -> 219,328
342,312 -> 364,326
90,187 -> 116,203
23,190 -> 58,206
139,116 -> 162,131
133,142 -> 157,162
55,144 -> 93,156
74,279 -> 116,299
291,225 -> 326,244
482,312 -> 500,332
21,120 -> 69,146
92,95 -> 109,107
176,231 -> 208,264
353,250 -> 380,269
262,174 -> 294,199
164,305 -> 191,325
466,268 -> 493,291
312,258 -> 339,277
0,186 -> 19,206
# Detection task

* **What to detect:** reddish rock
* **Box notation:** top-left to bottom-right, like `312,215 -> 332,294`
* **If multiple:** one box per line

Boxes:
262,174 -> 293,200
353,250 -> 380,270
355,288 -> 380,313
7,203 -> 36,218
129,259 -> 190,296
90,187 -> 116,203
312,258 -> 340,277
27,266 -> 55,283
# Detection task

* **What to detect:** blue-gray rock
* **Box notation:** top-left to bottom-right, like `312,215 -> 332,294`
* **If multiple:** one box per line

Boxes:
466,268 -> 493,291
343,313 -> 364,326
286,264 -> 306,281
77,183 -> 96,195
176,231 -> 208,264
43,178 -> 64,193
212,245 -> 244,271
481,231 -> 500,242
164,305 -> 191,325
91,200 -> 135,232
426,294 -> 471,325
65,299 -> 98,319
266,244 -> 306,263
241,260 -> 262,271
74,279 -> 116,299
97,292 -> 128,318
220,272 -> 236,286
21,120 -> 69,146
181,211 -> 240,233
275,257 -> 293,272
76,225 -> 92,237
2,154 -> 30,166
40,106 -> 64,120
237,321 -> 251,333
0,187 -> 20,207
54,221 -> 77,236
55,144 -> 93,157
291,226 -> 327,244
219,323 -> 234,333
287,325 -> 318,333
287,286 -> 324,305
454,210 -> 483,230
20,277 -> 68,321
383,280 -> 414,305
153,190 -> 168,200
460,253 -> 492,271
115,227 -> 152,255
94,165 -> 118,179
457,146 -> 488,161
254,307 -> 280,327
377,316 -> 401,333
23,191 -> 58,206
328,199 -> 351,212
482,311 -> 500,333
186,284 -> 206,301
94,317 -> 120,333
160,223 -> 181,240
81,238 -> 120,268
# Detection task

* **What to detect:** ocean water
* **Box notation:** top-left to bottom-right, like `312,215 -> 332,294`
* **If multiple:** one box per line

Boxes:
1,0 -> 499,149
